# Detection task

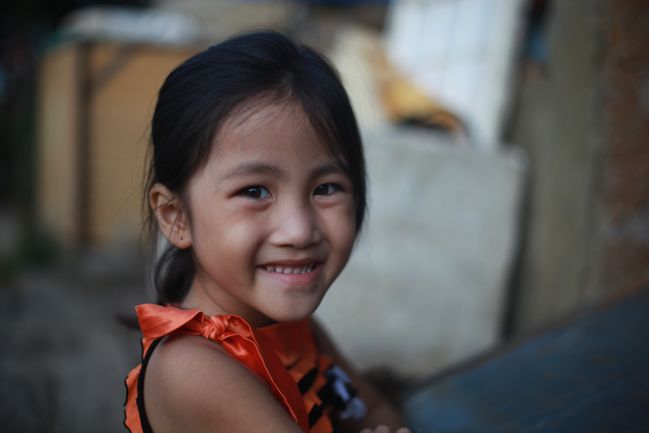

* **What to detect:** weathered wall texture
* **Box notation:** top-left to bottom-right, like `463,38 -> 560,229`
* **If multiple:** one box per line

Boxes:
597,0 -> 649,299
511,0 -> 649,333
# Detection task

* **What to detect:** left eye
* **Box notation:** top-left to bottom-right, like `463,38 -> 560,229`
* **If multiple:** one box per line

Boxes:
313,183 -> 340,196
239,185 -> 271,199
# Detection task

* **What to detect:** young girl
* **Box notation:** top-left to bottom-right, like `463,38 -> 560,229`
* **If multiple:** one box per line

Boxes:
124,30 -> 411,433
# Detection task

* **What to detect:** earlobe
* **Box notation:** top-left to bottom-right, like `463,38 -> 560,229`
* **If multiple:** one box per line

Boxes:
149,183 -> 192,249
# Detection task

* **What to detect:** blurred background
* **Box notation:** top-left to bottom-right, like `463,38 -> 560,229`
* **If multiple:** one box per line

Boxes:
1,0 -> 648,432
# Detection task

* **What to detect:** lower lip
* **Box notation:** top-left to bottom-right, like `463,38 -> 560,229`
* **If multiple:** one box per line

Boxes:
258,264 -> 322,287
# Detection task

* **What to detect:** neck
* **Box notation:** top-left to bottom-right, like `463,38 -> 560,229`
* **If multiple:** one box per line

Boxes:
180,274 -> 273,328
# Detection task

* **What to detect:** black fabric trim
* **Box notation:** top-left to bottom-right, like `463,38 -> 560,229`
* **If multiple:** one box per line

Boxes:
123,372 -> 133,432
136,338 -> 162,433
317,367 -> 359,411
297,367 -> 319,394
308,403 -> 324,427
318,380 -> 344,410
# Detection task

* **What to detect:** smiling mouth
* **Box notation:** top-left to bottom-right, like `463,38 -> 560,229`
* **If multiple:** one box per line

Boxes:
263,263 -> 317,274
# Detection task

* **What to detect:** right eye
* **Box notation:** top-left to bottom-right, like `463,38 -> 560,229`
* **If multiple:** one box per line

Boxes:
238,185 -> 271,200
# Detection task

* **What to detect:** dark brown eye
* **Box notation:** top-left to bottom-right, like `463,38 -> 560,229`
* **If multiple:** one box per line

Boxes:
239,185 -> 271,199
313,183 -> 340,196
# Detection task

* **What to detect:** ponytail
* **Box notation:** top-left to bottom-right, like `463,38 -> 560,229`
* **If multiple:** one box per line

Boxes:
153,244 -> 194,304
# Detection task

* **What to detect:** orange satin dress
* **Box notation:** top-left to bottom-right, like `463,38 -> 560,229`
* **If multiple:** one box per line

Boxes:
124,304 -> 342,433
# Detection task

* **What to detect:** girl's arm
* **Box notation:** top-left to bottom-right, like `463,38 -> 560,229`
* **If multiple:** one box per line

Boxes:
310,319 -> 411,433
143,334 -> 305,433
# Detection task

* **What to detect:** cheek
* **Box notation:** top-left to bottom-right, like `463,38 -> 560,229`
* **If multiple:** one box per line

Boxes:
324,204 -> 357,256
191,208 -> 266,260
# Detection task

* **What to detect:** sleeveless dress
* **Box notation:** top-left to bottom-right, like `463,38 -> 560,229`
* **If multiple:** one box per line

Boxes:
124,304 -> 365,433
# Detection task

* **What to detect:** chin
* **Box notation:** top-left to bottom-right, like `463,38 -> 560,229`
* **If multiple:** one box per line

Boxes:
269,303 -> 319,324
269,310 -> 311,324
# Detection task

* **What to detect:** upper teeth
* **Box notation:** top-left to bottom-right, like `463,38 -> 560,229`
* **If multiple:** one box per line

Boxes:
265,263 -> 315,274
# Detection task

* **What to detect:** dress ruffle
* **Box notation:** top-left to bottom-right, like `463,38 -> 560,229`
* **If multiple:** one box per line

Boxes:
124,304 -> 310,433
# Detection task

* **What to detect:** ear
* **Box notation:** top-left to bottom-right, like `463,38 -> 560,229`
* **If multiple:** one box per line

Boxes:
149,183 -> 192,249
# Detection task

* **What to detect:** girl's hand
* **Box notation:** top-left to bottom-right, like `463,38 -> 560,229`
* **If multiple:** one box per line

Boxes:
360,426 -> 412,433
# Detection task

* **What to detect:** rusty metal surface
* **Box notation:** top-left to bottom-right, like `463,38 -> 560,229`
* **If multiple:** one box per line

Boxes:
402,290 -> 649,433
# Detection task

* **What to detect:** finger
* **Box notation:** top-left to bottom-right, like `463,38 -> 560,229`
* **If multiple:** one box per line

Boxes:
396,429 -> 412,433
375,426 -> 390,433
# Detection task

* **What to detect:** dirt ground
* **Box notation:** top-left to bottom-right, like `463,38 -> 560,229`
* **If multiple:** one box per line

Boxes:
0,249 -> 147,433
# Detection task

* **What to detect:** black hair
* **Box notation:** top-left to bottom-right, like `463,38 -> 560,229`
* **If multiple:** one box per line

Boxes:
145,30 -> 367,304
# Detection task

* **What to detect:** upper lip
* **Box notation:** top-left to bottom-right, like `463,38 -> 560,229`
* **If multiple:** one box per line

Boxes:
259,258 -> 322,267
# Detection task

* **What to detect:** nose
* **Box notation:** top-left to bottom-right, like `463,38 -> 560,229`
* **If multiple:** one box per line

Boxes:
269,200 -> 322,249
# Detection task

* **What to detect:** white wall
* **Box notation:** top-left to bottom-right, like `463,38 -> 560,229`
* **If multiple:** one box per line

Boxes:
318,128 -> 526,377
384,0 -> 526,149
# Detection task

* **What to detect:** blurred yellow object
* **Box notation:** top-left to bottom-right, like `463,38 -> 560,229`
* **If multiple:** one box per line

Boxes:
37,41 -> 199,248
373,49 -> 464,133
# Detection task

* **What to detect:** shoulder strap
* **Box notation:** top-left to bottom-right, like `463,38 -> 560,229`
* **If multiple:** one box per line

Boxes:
135,338 -> 162,433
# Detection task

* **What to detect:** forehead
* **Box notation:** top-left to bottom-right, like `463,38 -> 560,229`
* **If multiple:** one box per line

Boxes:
209,100 -> 336,165
218,101 -> 308,145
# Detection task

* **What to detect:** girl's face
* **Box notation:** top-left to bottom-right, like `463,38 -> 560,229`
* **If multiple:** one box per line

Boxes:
180,101 -> 356,326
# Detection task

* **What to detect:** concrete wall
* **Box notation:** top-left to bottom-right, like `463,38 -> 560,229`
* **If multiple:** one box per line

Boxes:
510,0 -> 649,333
318,128 -> 525,378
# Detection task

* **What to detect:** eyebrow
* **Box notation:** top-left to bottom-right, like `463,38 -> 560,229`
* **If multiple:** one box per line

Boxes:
219,162 -> 346,181
311,163 -> 347,179
219,162 -> 282,181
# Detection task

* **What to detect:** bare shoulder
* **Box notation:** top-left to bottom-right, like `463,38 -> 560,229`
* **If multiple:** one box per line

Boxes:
143,334 -> 303,433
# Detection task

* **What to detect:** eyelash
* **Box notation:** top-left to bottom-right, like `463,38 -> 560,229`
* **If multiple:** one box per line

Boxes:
238,185 -> 271,200
237,183 -> 342,200
313,183 -> 341,196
